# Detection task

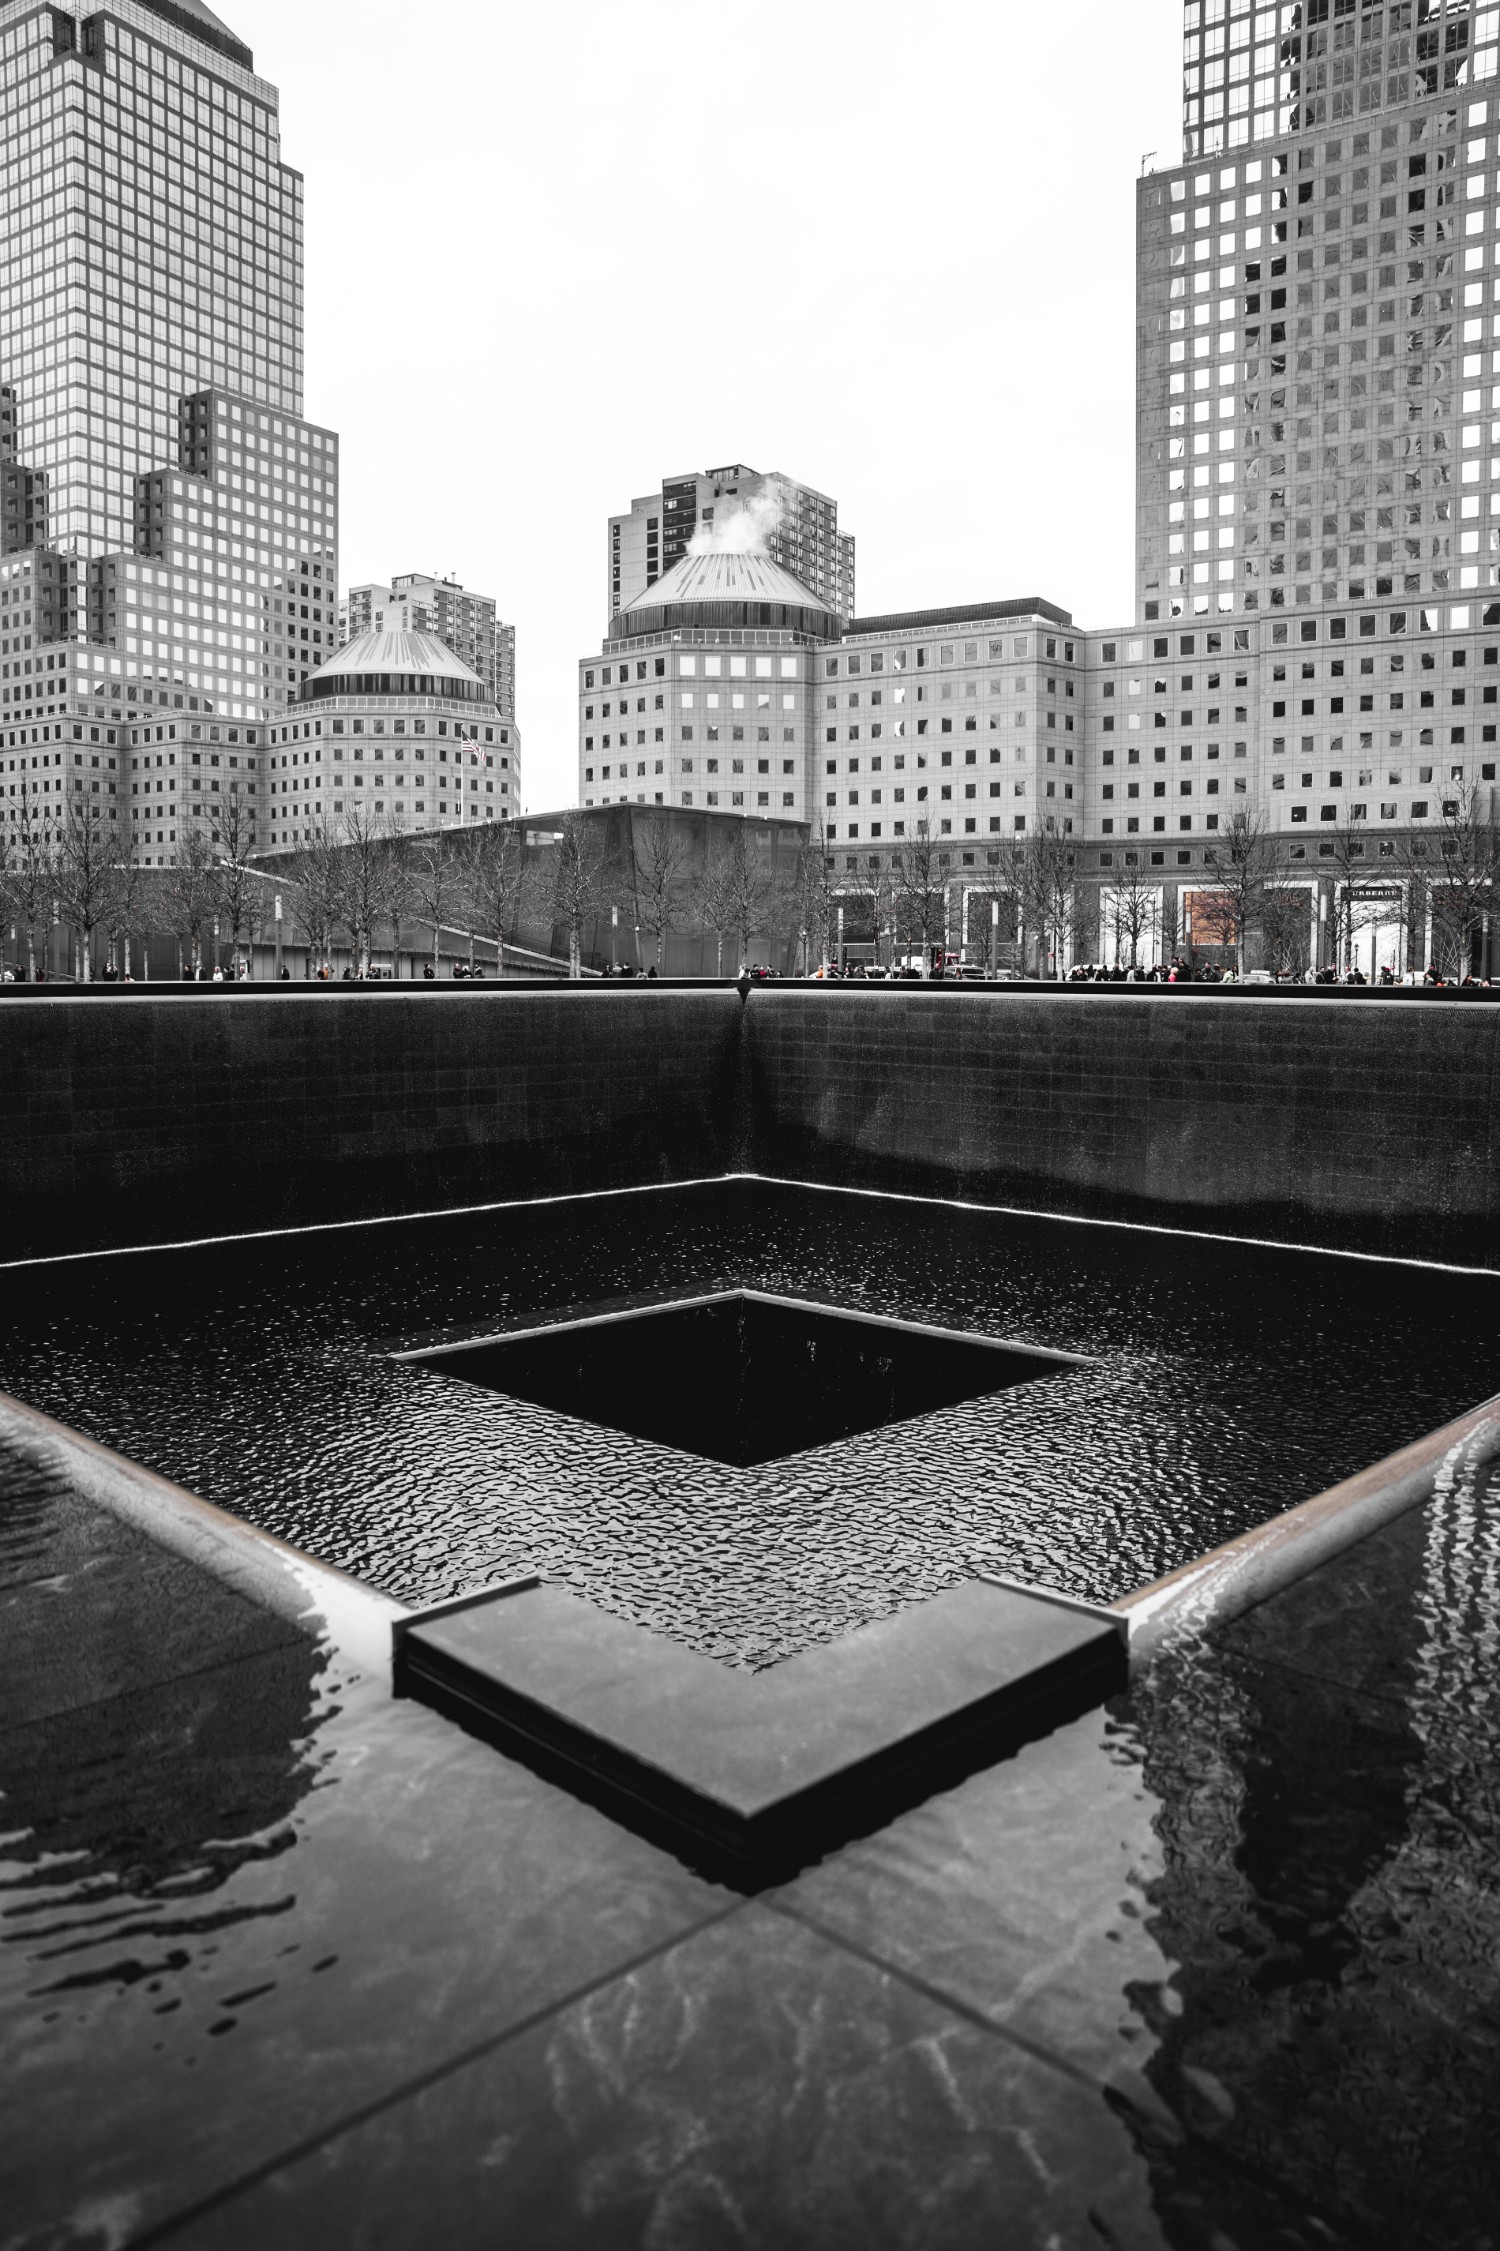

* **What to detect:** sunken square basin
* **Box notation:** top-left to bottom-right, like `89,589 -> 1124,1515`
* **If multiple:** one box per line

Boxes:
406,1288 -> 1081,1469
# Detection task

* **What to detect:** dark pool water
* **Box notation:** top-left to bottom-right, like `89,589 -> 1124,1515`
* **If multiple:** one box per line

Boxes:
3,1180 -> 1499,1664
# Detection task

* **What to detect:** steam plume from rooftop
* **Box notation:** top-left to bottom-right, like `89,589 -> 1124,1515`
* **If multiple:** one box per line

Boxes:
687,477 -> 789,557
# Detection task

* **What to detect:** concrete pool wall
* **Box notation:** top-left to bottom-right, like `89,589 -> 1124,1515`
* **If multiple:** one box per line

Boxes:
2,983 -> 1497,1266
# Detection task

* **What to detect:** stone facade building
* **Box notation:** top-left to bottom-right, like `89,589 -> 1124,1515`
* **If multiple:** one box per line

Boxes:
576,0 -> 1500,976
261,626 -> 518,850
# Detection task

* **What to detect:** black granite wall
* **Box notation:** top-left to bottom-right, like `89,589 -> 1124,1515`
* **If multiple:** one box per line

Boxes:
4,986 -> 1497,1265
743,988 -> 1500,1264
0,988 -> 746,1261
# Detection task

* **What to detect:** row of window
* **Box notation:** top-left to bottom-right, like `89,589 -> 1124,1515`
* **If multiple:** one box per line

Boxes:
829,783 -> 1067,806
588,759 -> 798,781
825,818 -> 1058,839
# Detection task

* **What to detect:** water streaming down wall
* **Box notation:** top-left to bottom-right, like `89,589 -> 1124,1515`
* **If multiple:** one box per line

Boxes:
1,986 -> 1497,1265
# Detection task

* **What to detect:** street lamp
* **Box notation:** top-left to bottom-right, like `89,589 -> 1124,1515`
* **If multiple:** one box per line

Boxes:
990,895 -> 999,981
274,892 -> 283,983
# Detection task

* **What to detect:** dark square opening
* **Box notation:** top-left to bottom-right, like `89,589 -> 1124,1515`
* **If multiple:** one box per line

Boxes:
407,1290 -> 1076,1468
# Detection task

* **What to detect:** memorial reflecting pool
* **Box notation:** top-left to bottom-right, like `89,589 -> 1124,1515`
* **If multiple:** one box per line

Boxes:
2,1178 -> 1497,1661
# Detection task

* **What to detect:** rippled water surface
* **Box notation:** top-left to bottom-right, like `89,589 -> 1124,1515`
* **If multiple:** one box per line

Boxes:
3,1180 -> 1499,1663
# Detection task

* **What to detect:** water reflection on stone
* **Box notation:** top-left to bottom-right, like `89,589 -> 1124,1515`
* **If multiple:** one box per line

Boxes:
1123,1457 -> 1500,2247
0,1441 -> 330,2062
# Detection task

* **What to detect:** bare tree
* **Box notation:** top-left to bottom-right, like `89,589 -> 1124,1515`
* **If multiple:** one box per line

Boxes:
864,853 -> 900,971
548,808 -> 616,979
1017,825 -> 1078,979
630,813 -> 691,972
56,789 -> 131,983
209,775 -> 261,974
161,826 -> 218,976
339,804 -> 405,976
1414,781 -> 1500,980
102,837 -> 148,980
891,828 -> 948,969
459,820 -> 535,976
784,824 -> 836,975
1260,884 -> 1314,979
287,815 -> 347,976
0,781 -> 60,980
1198,808 -> 1276,976
405,831 -> 460,975
719,827 -> 774,973
1313,815 -> 1386,975
1100,852 -> 1158,969
691,834 -> 739,978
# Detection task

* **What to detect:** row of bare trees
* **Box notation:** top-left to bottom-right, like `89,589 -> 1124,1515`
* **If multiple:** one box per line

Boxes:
21,785 -> 1492,988
0,788 -> 147,981
1181,789 -> 1500,979
815,825 -> 1084,977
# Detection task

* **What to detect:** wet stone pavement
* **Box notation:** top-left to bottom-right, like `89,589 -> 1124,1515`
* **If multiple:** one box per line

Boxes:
3,1425 -> 1500,2249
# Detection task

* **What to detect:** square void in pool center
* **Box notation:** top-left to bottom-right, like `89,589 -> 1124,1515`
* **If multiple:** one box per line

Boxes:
405,1291 -> 1081,1469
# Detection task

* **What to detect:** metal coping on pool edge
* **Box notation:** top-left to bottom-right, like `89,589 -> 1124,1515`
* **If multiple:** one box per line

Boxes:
1112,1386 -> 1500,1653
0,1387 -> 403,1674
388,1289 -> 1093,1370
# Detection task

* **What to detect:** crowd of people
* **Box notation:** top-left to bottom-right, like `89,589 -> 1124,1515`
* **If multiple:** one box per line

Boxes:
1064,957 -> 1492,986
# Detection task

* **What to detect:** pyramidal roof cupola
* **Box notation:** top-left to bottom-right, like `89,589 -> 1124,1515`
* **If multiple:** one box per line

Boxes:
610,546 -> 842,643
298,626 -> 494,705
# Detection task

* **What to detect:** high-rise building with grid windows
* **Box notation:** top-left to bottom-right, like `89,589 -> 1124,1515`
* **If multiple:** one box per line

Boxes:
1116,0 -> 1500,971
1140,0 -> 1500,626
0,0 -> 337,867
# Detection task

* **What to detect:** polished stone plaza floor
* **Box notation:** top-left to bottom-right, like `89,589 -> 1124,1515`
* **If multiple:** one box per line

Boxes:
4,1419 -> 1498,2249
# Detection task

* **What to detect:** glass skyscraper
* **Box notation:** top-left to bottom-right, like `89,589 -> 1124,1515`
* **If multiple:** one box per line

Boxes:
0,0 -> 338,864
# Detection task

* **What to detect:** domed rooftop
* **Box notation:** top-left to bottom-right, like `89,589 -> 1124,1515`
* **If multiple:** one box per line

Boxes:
299,626 -> 493,707
610,548 -> 841,643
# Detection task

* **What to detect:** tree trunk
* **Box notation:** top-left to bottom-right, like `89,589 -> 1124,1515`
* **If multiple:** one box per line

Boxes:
569,926 -> 581,980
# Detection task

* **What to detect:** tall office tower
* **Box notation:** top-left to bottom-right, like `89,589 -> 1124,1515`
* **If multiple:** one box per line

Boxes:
0,0 -> 337,865
342,574 -> 516,719
1138,0 -> 1500,627
608,466 -> 855,625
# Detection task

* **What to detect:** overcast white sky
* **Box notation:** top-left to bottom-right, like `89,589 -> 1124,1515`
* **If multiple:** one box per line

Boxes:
249,0 -> 1183,810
